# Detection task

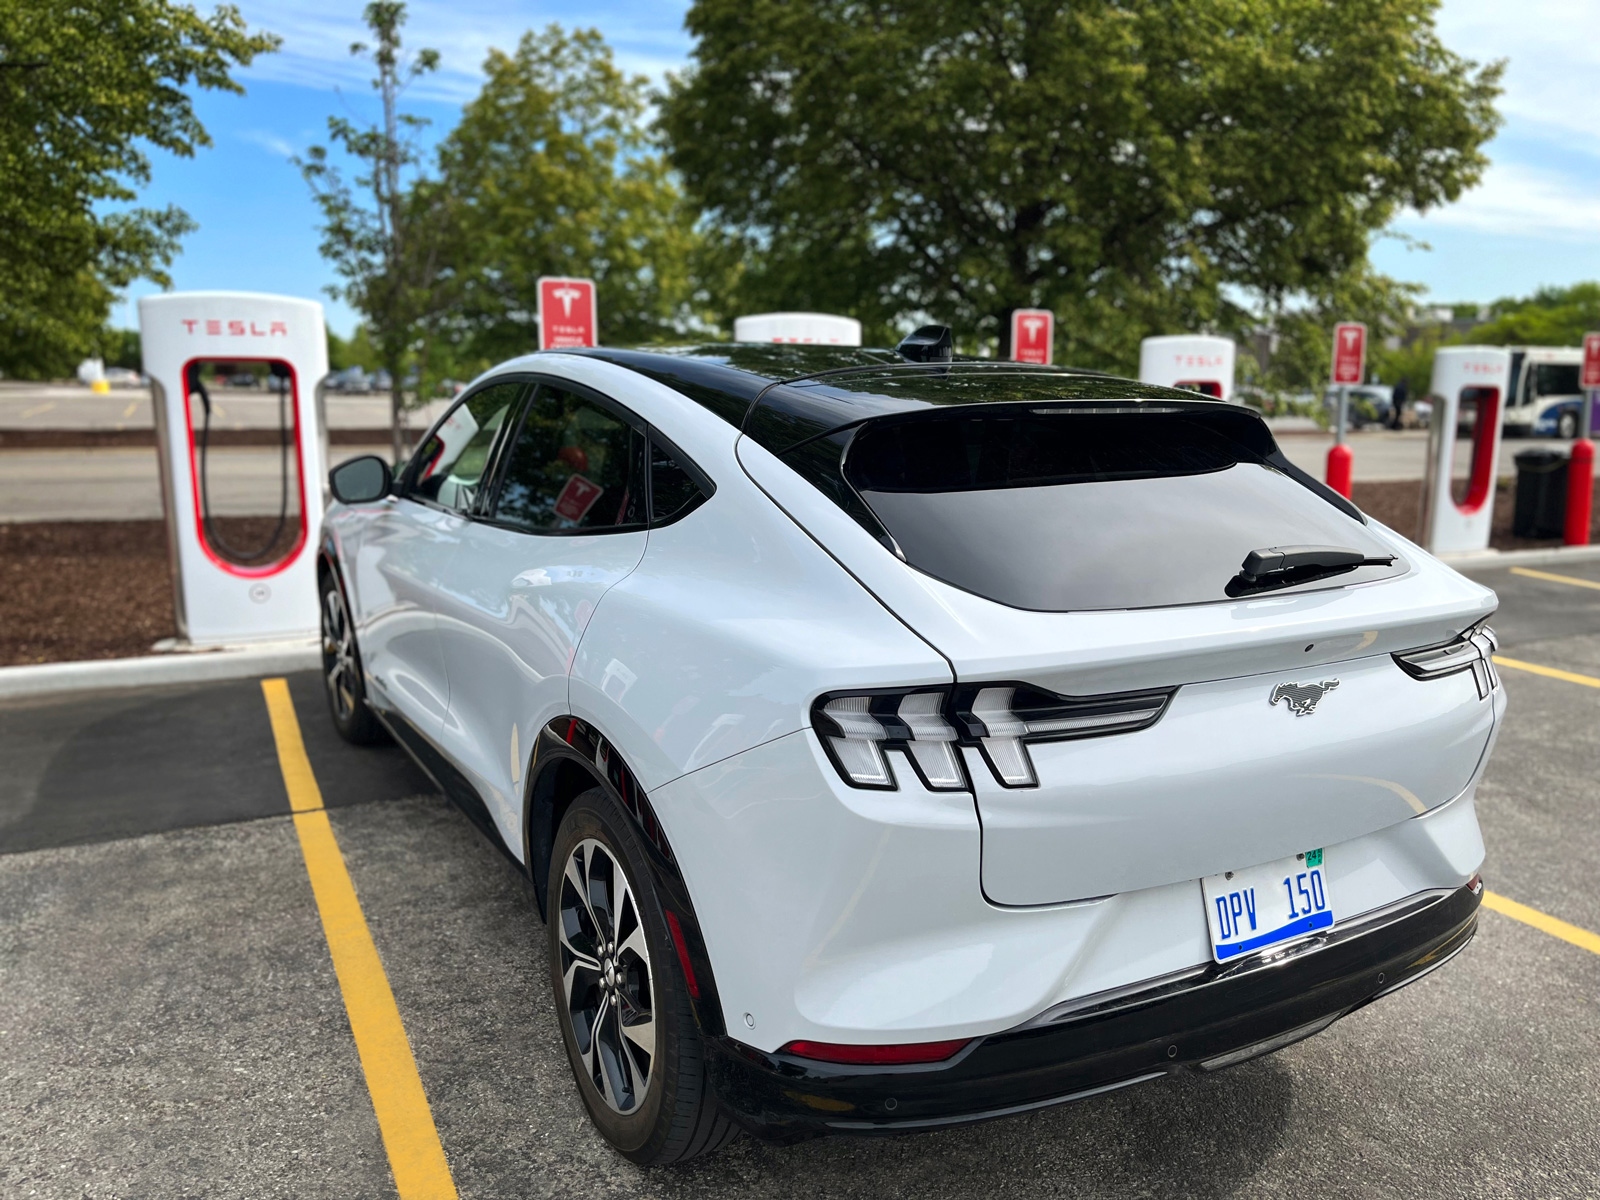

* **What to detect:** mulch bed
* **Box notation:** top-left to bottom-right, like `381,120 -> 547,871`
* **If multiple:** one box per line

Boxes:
1351,477 -> 1600,551
6,483 -> 1599,666
1,518 -> 290,666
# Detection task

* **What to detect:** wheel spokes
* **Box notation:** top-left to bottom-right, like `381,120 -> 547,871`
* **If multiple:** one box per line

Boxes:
619,1006 -> 655,1059
559,837 -> 655,1115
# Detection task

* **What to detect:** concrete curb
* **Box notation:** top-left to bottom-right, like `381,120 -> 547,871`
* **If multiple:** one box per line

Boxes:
0,640 -> 321,701
1442,544 -> 1600,572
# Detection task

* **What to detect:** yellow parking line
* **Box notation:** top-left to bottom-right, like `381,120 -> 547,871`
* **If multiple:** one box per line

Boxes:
1483,891 -> 1600,957
1492,655 -> 1600,689
122,398 -> 139,419
261,679 -> 457,1200
1508,566 -> 1600,591
19,401 -> 54,418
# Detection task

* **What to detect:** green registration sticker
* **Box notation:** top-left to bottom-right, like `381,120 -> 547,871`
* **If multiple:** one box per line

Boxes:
1305,848 -> 1324,868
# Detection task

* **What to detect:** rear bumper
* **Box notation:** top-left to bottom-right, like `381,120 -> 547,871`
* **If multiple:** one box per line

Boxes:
706,880 -> 1481,1140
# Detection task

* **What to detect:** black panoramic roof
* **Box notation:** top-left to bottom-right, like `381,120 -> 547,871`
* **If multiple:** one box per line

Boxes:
565,344 -> 1208,454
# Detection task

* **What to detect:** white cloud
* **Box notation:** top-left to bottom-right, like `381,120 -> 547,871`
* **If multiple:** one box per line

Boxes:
1397,160 -> 1600,241
234,1 -> 691,103
1435,0 -> 1600,142
238,128 -> 297,158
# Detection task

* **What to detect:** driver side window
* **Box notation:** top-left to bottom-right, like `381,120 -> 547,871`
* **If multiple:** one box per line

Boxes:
492,384 -> 646,532
408,382 -> 523,513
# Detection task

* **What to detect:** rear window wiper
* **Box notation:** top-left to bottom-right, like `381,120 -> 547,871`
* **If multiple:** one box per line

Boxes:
1226,545 -> 1397,597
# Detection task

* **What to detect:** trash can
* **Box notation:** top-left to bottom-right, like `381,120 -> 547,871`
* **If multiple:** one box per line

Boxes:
1513,448 -> 1568,539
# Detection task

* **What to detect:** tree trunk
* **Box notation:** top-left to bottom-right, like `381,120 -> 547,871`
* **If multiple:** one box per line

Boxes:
996,308 -> 1016,360
390,381 -> 405,466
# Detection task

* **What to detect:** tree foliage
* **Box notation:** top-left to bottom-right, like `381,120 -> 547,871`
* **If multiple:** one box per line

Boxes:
0,0 -> 277,377
429,25 -> 705,373
660,0 -> 1503,369
298,1 -> 442,459
1470,283 -> 1600,349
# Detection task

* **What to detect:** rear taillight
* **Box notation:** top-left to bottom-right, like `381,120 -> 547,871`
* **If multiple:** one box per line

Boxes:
954,684 -> 1173,788
812,683 -> 1174,792
813,690 -> 965,791
1393,622 -> 1499,700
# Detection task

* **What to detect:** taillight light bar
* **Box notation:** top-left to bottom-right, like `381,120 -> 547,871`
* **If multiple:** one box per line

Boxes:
954,684 -> 1173,787
778,1038 -> 972,1065
811,683 -> 1175,792
1393,621 -> 1499,700
813,690 -> 966,791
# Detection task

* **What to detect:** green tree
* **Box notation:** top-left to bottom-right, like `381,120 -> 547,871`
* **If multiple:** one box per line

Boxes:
429,25 -> 704,373
0,0 -> 277,378
327,324 -> 381,372
298,1 -> 442,462
1471,283 -> 1600,348
660,0 -> 1503,368
1237,269 -> 1422,404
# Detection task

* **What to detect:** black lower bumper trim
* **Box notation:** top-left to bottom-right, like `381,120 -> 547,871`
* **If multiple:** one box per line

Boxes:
706,882 -> 1480,1140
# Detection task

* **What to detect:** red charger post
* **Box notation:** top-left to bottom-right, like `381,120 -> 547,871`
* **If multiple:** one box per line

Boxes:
1326,443 -> 1354,499
1565,437 -> 1593,545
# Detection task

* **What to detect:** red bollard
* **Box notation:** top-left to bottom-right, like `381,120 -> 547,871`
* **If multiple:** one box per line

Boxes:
1326,443 -> 1354,499
1565,437 -> 1593,545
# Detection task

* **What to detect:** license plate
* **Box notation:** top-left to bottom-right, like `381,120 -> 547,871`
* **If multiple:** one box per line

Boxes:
1201,849 -> 1334,962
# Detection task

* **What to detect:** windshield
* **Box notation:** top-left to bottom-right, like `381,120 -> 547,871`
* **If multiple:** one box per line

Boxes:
1533,363 -> 1582,398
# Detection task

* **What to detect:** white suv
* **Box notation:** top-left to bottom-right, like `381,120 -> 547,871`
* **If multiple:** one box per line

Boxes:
320,332 -> 1501,1164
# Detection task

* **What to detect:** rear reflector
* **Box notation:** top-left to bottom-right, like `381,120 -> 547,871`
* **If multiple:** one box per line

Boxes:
664,911 -> 700,1000
779,1038 -> 971,1065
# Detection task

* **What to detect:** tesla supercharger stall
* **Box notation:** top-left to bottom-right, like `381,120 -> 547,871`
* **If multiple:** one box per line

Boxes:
139,291 -> 329,646
1139,335 -> 1237,403
1418,345 -> 1510,556
733,312 -> 862,346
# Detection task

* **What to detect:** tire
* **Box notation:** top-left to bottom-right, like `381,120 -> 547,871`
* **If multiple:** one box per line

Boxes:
1558,411 -> 1580,440
548,786 -> 739,1165
319,569 -> 386,745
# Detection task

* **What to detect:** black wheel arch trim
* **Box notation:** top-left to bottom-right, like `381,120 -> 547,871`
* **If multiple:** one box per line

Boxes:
525,716 -> 727,1039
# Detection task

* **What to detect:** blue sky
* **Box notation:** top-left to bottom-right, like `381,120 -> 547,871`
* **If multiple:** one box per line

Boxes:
116,0 -> 1600,336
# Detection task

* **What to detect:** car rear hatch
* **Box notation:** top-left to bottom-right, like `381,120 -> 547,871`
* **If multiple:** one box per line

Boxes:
742,394 -> 1501,907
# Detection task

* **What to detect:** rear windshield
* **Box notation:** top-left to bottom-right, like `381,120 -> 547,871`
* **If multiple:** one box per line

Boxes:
835,406 -> 1404,611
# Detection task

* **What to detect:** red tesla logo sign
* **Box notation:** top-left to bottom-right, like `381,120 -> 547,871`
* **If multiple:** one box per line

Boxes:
1010,308 -> 1054,365
553,474 -> 604,523
180,319 -> 289,337
538,277 -> 598,350
1331,322 -> 1366,384
1584,333 -> 1600,390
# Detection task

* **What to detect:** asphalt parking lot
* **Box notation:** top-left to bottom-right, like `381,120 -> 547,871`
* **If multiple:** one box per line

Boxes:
3,565 -> 1599,1199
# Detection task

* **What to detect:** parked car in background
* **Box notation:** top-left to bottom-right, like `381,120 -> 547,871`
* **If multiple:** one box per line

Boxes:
1322,384 -> 1394,428
103,367 -> 144,388
327,366 -> 373,394
319,337 -> 1499,1164
1502,346 -> 1583,438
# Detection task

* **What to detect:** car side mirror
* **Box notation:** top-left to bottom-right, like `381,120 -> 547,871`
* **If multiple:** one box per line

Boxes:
329,455 -> 392,504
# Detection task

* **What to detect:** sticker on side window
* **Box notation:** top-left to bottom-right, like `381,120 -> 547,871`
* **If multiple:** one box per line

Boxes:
554,474 -> 604,522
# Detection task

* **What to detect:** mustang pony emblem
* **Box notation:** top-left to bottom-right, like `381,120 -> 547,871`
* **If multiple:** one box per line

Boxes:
1270,680 -> 1340,716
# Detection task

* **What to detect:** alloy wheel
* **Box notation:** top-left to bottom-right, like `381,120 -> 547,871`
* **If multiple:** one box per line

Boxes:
322,585 -> 358,722
557,838 -> 656,1114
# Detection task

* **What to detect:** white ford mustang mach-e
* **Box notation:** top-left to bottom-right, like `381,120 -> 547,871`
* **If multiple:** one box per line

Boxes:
319,331 -> 1501,1164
